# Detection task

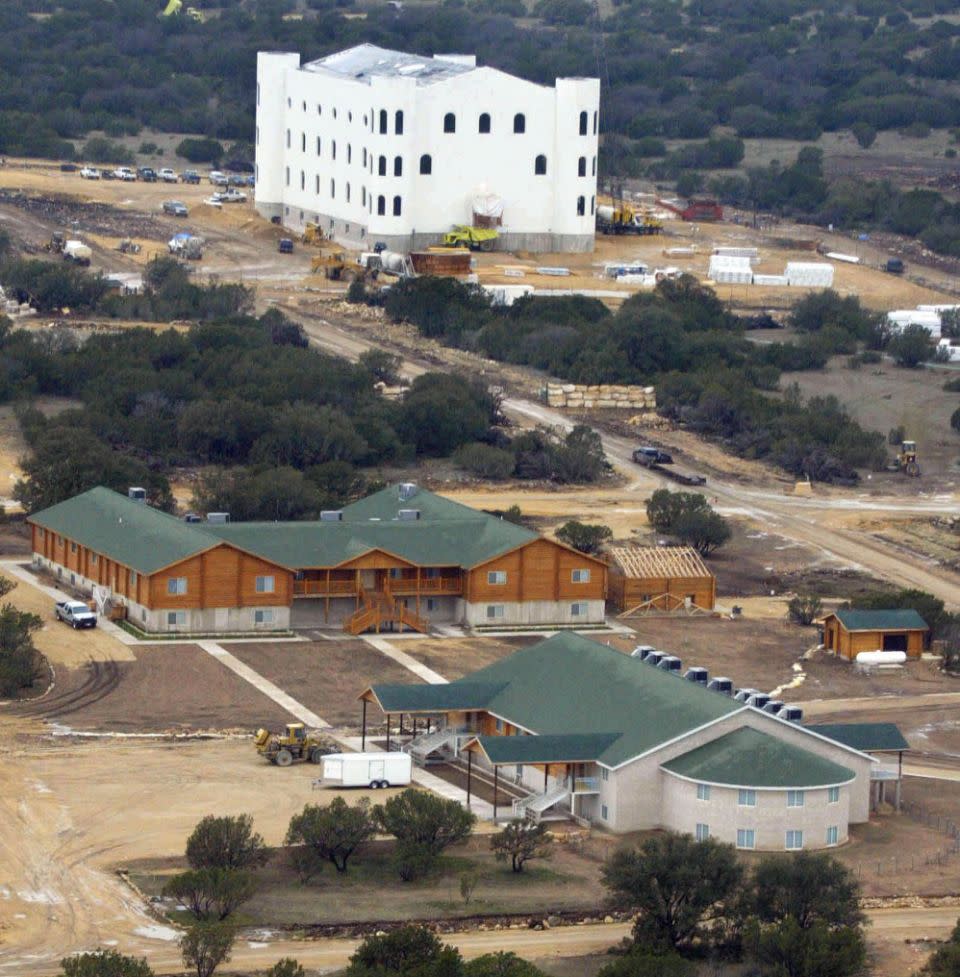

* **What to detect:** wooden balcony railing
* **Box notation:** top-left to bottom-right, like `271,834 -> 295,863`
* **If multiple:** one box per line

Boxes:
293,578 -> 358,597
390,576 -> 462,595
294,574 -> 462,598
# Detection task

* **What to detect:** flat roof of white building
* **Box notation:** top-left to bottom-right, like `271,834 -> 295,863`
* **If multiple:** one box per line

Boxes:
303,43 -> 478,85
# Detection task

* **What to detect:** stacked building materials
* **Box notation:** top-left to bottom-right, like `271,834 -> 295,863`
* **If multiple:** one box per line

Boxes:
713,246 -> 758,262
752,274 -> 789,286
544,383 -> 656,410
887,309 -> 942,337
708,254 -> 753,284
785,262 -> 834,287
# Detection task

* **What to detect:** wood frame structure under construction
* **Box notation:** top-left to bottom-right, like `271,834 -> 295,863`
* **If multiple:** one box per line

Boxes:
607,545 -> 716,616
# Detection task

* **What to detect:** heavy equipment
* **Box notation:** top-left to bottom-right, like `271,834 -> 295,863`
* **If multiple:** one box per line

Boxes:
893,440 -> 921,477
301,222 -> 328,246
254,723 -> 328,766
595,203 -> 663,236
442,225 -> 498,251
310,249 -> 375,282
45,232 -> 65,254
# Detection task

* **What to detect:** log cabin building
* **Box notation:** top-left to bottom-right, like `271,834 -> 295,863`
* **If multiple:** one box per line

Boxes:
819,609 -> 928,661
28,484 -> 607,635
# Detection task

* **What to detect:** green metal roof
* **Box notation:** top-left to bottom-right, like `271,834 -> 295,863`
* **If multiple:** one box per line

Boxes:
662,727 -> 856,788
28,487 -> 217,574
475,732 -> 621,764
806,723 -> 910,753
834,609 -> 928,632
368,682 -> 507,713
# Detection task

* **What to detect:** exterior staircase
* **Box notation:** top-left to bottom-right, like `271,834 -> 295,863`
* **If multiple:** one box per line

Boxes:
512,782 -> 571,822
405,725 -> 466,764
344,586 -> 430,636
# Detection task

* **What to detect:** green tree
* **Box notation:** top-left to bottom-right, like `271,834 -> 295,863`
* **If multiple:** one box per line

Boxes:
555,521 -> 612,554
788,291 -> 875,339
645,489 -> 710,533
266,960 -> 306,977
850,122 -> 877,149
754,917 -> 866,977
163,867 -> 257,920
358,348 -> 403,385
916,919 -> 960,976
60,950 -> 153,977
597,953 -> 695,977
81,136 -> 134,165
787,593 -> 823,626
176,137 -> 224,163
465,953 -> 549,977
285,797 -> 376,873
554,425 -> 608,483
952,406 -> 960,434
399,373 -> 495,456
0,602 -> 44,697
752,852 -> 864,930
889,324 -> 933,367
490,819 -> 551,873
453,442 -> 516,480
346,925 -> 463,977
601,832 -> 744,954
185,814 -> 268,871
180,923 -> 236,977
375,788 -> 476,857
671,508 -> 731,556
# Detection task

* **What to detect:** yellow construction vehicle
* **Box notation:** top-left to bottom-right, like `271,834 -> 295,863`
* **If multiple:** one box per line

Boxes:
301,222 -> 328,246
310,250 -> 378,282
442,225 -> 498,252
894,440 -> 921,477
596,203 -> 663,236
254,723 -> 328,767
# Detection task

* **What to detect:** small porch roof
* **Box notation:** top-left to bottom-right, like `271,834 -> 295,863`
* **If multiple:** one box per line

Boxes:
465,732 -> 621,765
805,722 -> 910,753
361,681 -> 506,713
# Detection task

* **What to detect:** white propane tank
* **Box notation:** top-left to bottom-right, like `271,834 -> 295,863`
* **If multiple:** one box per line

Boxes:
596,204 -> 616,222
855,650 -> 907,665
378,251 -> 408,274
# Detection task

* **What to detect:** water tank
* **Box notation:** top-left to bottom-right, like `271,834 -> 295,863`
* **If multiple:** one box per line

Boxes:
657,655 -> 682,672
379,251 -> 409,275
630,645 -> 657,660
762,700 -> 785,715
781,706 -> 803,722
684,666 -> 709,685
855,650 -> 907,665
128,486 -> 147,503
707,677 -> 734,695
206,512 -> 230,524
746,693 -> 771,710
644,651 -> 665,667
320,510 -> 343,522
398,482 -> 418,501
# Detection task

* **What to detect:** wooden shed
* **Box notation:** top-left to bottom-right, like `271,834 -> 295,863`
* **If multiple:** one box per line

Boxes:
608,545 -> 716,615
820,609 -> 928,661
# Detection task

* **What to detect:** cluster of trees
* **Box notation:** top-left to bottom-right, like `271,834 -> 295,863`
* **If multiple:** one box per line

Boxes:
601,832 -> 866,976
0,575 -> 44,698
387,277 -> 889,484
645,490 -> 731,556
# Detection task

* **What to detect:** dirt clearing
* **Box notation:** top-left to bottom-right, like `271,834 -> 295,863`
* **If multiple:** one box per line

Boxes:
396,636 -> 538,681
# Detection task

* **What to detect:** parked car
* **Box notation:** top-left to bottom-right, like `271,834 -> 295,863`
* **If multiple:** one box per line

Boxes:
632,446 -> 674,466
113,167 -> 136,181
209,170 -> 228,186
162,200 -> 189,217
278,238 -> 294,254
181,169 -> 201,184
227,173 -> 248,186
137,166 -> 157,182
79,166 -> 101,180
216,187 -> 247,203
100,169 -> 116,180
55,599 -> 97,629
158,168 -> 178,183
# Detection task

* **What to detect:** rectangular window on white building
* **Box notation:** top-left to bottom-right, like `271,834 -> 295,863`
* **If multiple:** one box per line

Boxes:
571,569 -> 591,583
601,768 -> 609,781
571,602 -> 589,617
787,790 -> 805,808
486,605 -> 505,620
697,783 -> 711,801
254,609 -> 274,625
826,826 -> 839,846
601,804 -> 608,821
255,575 -> 275,593
167,611 -> 186,627
736,829 -> 755,850
695,823 -> 709,842
487,570 -> 507,585
738,789 -> 756,807
786,830 -> 804,850
167,577 -> 188,595
828,786 -> 840,803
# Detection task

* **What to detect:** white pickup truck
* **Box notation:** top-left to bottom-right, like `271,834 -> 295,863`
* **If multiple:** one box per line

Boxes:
55,600 -> 97,629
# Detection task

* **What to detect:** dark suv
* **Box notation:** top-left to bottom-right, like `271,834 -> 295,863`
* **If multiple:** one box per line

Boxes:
137,166 -> 157,182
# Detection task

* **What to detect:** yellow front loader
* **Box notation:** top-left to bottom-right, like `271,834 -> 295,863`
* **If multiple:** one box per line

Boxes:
254,723 -> 328,767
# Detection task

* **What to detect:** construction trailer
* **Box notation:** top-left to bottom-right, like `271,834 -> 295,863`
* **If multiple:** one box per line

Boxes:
608,545 -> 716,615
320,752 -> 412,788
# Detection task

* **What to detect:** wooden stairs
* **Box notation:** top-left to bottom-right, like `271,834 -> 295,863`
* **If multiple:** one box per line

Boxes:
344,587 -> 430,636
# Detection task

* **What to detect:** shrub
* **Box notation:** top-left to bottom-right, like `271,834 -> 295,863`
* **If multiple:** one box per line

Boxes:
555,520 -> 612,554
185,814 -> 268,871
176,137 -> 224,163
787,593 -> 823,626
81,136 -> 134,165
453,442 -> 515,480
889,324 -> 933,367
284,797 -> 376,874
60,950 -> 154,977
180,922 -> 235,977
375,789 -> 476,864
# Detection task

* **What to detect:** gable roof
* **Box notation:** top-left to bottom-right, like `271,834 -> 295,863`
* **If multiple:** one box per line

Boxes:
370,633 -> 744,766
832,609 -> 928,632
28,487 -> 217,575
805,722 -> 910,753
662,727 -> 856,789
608,545 -> 712,580
472,732 -> 622,765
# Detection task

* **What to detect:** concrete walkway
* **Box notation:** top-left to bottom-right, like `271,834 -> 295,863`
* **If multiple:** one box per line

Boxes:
196,640 -> 330,728
363,635 -> 448,684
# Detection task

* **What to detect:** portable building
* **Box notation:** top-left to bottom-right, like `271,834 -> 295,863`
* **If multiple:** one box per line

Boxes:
887,310 -> 942,338
785,262 -> 834,287
708,254 -> 752,284
320,751 -> 412,788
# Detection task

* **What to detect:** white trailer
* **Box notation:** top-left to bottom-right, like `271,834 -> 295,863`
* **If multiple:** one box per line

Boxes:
320,752 -> 412,789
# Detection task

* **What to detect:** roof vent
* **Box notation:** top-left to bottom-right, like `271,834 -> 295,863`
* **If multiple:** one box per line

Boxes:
128,486 -> 147,503
630,645 -> 657,660
684,666 -> 709,685
398,482 -> 418,501
398,508 -> 421,521
320,510 -> 343,521
206,512 -> 230,524
183,513 -> 202,524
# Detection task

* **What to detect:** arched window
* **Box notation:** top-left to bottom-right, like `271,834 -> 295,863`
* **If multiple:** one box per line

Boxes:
443,112 -> 456,133
316,136 -> 321,156
578,156 -> 586,177
378,155 -> 387,176
286,129 -> 291,148
300,171 -> 305,190
576,195 -> 585,216
330,178 -> 335,198
590,195 -> 595,215
377,195 -> 386,216
592,155 -> 596,176
419,153 -> 432,175
513,113 -> 525,134
393,195 -> 402,216
317,104 -> 322,115
362,187 -> 367,206
346,183 -> 351,202
379,109 -> 388,134
479,112 -> 491,134
534,154 -> 547,176
395,110 -> 404,135
593,110 -> 598,134
394,155 -> 403,177
301,132 -> 305,152
579,111 -> 588,135
315,175 -> 319,194
347,144 -> 352,164
285,166 -> 290,186
363,148 -> 367,166
332,140 -> 337,160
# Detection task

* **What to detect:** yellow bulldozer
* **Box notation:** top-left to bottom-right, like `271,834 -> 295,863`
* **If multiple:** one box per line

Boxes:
301,222 -> 328,246
894,439 -> 921,477
254,723 -> 328,767
310,250 -> 377,283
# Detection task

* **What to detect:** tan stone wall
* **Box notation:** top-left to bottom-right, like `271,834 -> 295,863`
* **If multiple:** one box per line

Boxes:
544,382 -> 656,410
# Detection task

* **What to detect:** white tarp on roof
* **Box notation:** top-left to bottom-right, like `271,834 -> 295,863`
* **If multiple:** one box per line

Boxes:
785,262 -> 834,287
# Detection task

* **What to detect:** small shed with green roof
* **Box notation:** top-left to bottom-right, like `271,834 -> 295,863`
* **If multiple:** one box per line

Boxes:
820,608 -> 928,660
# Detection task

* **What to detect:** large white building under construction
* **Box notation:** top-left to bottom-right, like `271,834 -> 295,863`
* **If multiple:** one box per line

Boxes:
254,44 -> 600,253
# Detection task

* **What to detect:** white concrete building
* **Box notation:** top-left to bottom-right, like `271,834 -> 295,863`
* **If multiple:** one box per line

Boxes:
255,44 -> 600,253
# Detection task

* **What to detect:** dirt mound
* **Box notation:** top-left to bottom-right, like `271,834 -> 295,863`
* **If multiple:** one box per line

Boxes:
0,189 -> 167,239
